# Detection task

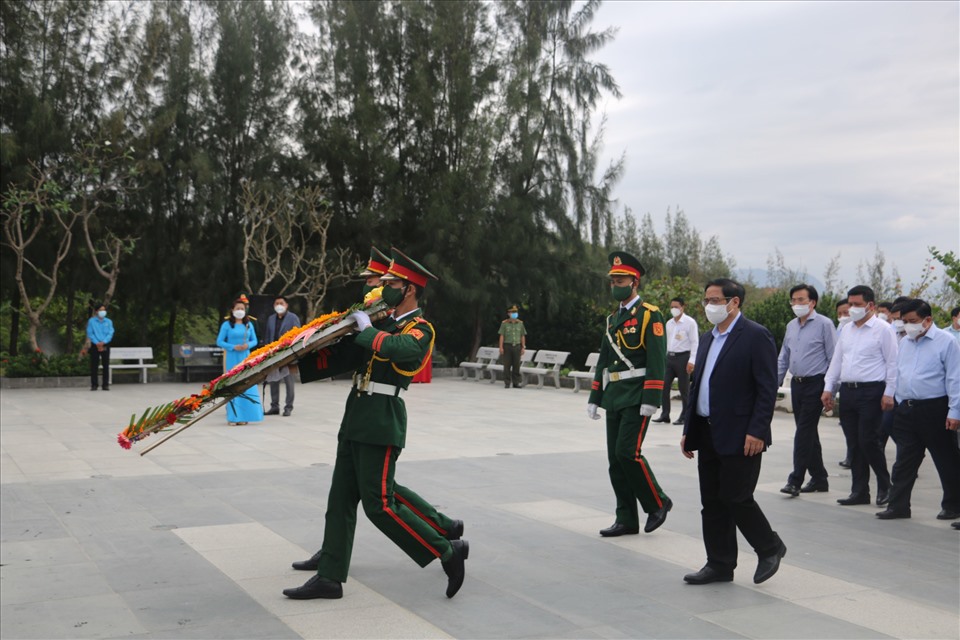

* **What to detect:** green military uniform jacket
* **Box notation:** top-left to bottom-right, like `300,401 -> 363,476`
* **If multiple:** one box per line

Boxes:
298,309 -> 434,449
588,299 -> 667,411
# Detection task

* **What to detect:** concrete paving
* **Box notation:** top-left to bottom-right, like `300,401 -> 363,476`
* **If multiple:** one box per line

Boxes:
1,376 -> 958,639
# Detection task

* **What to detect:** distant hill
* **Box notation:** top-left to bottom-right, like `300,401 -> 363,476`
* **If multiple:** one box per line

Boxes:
734,268 -> 824,291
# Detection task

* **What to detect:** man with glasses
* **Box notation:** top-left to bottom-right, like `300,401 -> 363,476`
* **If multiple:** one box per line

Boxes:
822,285 -> 896,507
681,279 -> 786,585
777,284 -> 836,497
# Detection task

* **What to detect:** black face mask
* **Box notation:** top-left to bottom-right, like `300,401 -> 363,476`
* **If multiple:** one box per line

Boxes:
382,284 -> 406,307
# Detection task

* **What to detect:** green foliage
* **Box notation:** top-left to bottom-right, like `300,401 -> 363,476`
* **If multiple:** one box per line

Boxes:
1,351 -> 87,377
930,247 -> 960,297
640,275 -> 708,329
742,289 -> 793,350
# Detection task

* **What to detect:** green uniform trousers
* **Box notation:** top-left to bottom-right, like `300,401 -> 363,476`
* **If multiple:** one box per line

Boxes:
316,439 -> 454,583
502,343 -> 522,387
606,406 -> 669,526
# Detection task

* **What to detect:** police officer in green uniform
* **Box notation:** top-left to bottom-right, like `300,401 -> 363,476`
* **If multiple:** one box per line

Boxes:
587,251 -> 673,537
284,248 -> 469,600
498,305 -> 527,388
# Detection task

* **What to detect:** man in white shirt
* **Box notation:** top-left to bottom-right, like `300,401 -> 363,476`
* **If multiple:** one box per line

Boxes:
822,285 -> 897,507
654,297 -> 699,426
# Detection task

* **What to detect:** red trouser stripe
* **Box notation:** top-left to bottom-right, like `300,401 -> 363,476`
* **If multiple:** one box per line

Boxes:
381,447 -> 441,558
638,457 -> 663,509
395,493 -> 447,535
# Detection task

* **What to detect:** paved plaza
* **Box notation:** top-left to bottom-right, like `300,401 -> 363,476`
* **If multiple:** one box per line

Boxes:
1,376 -> 958,639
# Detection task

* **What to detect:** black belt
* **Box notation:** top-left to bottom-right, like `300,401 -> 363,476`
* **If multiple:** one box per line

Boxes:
667,351 -> 690,357
791,374 -> 824,384
840,381 -> 884,389
900,396 -> 947,407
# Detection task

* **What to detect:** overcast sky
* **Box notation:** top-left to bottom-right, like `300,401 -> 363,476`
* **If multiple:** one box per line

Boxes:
588,0 -> 958,290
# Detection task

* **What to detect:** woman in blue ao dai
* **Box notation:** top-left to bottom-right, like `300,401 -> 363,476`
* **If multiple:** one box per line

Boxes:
216,299 -> 264,425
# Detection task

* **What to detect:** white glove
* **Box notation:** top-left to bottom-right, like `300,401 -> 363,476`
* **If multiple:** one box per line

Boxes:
640,404 -> 657,417
350,310 -> 372,332
586,404 -> 601,420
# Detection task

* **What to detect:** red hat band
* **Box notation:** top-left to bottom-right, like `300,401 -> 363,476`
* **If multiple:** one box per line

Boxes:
388,263 -> 428,287
367,259 -> 389,275
608,265 -> 641,280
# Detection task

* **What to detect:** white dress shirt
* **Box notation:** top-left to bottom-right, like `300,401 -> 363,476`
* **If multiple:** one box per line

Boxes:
666,313 -> 699,365
824,314 -> 898,396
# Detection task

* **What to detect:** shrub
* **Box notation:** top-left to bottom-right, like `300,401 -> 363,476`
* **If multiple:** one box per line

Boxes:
1,351 -> 88,377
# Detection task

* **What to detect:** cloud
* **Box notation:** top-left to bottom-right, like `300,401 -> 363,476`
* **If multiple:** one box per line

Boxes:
591,0 -> 959,288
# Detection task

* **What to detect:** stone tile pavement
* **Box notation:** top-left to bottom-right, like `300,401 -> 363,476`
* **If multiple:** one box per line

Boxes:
1,377 -> 958,639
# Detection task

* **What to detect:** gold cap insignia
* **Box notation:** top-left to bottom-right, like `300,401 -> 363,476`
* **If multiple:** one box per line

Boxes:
613,256 -> 622,266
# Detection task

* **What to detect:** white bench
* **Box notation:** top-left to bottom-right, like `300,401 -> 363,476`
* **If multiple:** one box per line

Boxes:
775,372 -> 793,412
487,349 -> 536,385
108,347 -> 158,384
568,352 -> 600,393
520,350 -> 570,389
459,346 -> 500,381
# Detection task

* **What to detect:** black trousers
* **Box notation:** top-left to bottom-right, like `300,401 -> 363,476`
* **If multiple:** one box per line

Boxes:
888,397 -> 960,514
90,346 -> 110,389
269,375 -> 296,411
502,343 -> 522,387
695,418 -> 779,572
838,383 -> 890,497
787,376 -> 828,486
660,352 -> 690,420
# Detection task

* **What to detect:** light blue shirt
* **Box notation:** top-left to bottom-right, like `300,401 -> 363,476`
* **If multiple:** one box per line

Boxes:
777,310 -> 836,385
895,324 -> 960,420
945,324 -> 960,345
86,316 -> 114,345
696,312 -> 742,417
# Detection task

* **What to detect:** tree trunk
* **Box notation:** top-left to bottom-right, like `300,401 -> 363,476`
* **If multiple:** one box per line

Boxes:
65,289 -> 75,354
9,289 -> 21,356
166,306 -> 177,373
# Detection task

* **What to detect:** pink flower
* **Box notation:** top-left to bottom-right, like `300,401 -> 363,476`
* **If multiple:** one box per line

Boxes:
117,434 -> 132,449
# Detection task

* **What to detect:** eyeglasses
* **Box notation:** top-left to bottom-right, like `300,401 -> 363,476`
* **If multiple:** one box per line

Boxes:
702,297 -> 731,306
790,299 -> 810,304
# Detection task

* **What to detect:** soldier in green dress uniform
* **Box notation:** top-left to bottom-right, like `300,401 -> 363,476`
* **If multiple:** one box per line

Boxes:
498,305 -> 527,388
359,246 -> 391,296
587,251 -> 673,537
283,248 -> 469,600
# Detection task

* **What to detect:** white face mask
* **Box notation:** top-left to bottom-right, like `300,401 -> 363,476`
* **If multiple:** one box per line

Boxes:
892,319 -> 905,332
233,309 -> 246,319
791,304 -> 810,319
97,310 -> 107,319
275,305 -> 287,315
705,303 -> 730,325
670,307 -> 682,318
848,306 -> 868,322
903,322 -> 926,340
877,312 -> 889,323
838,316 -> 852,327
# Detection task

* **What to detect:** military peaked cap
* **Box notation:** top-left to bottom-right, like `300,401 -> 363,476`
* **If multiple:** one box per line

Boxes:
607,251 -> 645,280
358,247 -> 391,277
379,248 -> 438,288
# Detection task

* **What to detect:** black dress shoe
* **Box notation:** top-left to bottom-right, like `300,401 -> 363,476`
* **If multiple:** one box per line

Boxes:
91,387 -> 98,391
683,565 -> 733,585
445,519 -> 464,540
800,480 -> 829,493
838,459 -> 851,469
599,523 -> 640,537
837,494 -> 870,506
265,408 -> 280,416
102,386 -> 109,391
936,509 -> 960,520
441,539 -> 469,598
952,521 -> 960,530
876,508 -> 910,520
644,497 -> 673,533
283,408 -> 292,416
780,483 -> 800,497
292,550 -> 322,571
652,415 -> 671,423
283,574 -> 343,599
672,418 -> 684,425
754,539 -> 787,584
876,488 -> 889,506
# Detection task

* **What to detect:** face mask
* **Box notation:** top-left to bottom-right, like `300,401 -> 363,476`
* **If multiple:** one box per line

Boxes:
670,308 -> 682,318
903,322 -> 926,339
509,313 -> 518,319
275,305 -> 286,315
791,305 -> 810,319
705,303 -> 730,325
892,319 -> 905,332
362,284 -> 375,296
838,316 -> 852,327
611,285 -> 633,302
97,310 -> 107,319
848,306 -> 867,322
233,309 -> 246,319
877,312 -> 889,322
382,284 -> 405,307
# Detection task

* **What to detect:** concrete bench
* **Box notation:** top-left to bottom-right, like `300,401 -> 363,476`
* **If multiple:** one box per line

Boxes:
520,349 -> 570,389
487,349 -> 536,385
459,346 -> 500,381
567,352 -> 600,393
108,347 -> 158,384
776,372 -> 793,412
